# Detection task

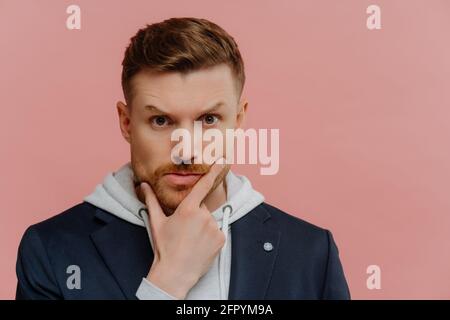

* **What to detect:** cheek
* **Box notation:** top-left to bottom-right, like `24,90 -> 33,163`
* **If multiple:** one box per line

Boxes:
131,125 -> 174,161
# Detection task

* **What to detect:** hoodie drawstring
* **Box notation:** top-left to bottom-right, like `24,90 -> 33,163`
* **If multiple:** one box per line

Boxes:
219,204 -> 232,300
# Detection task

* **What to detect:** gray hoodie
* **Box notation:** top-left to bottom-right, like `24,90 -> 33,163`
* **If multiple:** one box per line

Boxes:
83,162 -> 264,300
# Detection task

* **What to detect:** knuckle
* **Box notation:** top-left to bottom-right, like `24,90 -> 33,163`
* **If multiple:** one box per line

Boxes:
201,218 -> 216,233
202,215 -> 215,227
208,219 -> 218,229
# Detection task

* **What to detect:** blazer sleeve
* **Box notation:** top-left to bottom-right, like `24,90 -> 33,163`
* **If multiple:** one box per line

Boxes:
321,230 -> 351,300
15,226 -> 62,300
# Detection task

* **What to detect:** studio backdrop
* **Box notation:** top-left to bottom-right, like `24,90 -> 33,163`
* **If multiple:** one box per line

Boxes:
1,0 -> 450,299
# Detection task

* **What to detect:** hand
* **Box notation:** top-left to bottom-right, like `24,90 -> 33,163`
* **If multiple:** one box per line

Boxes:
139,159 -> 226,299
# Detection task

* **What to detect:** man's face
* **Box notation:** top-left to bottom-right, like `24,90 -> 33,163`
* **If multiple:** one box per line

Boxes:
117,63 -> 247,212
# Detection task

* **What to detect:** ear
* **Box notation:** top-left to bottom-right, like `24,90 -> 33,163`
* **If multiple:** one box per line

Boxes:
116,101 -> 131,143
236,98 -> 248,128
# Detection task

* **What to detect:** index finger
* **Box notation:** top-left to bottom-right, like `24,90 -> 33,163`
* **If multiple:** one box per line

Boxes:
180,158 -> 226,209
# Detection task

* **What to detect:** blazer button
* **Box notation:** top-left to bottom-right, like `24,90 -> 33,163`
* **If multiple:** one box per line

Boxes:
263,242 -> 273,252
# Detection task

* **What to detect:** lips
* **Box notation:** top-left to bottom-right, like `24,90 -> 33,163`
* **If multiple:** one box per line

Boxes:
163,172 -> 204,186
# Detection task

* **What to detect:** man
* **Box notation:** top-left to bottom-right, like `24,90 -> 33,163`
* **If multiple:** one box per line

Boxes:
16,17 -> 350,300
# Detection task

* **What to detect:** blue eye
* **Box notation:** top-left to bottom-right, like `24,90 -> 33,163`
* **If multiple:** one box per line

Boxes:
203,114 -> 219,125
151,116 -> 169,127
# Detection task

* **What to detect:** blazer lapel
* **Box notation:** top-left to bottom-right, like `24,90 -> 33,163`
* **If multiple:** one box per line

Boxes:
90,209 -> 153,299
228,204 -> 281,299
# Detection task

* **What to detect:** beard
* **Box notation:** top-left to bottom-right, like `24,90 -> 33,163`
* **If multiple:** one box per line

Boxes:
132,158 -> 229,215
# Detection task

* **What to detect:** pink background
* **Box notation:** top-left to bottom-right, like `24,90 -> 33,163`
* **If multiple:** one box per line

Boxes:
1,0 -> 450,299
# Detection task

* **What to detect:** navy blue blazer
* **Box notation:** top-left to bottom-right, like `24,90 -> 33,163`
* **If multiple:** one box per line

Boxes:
16,202 -> 350,300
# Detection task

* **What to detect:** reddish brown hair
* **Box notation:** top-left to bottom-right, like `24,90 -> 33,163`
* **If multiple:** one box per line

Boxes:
121,17 -> 246,104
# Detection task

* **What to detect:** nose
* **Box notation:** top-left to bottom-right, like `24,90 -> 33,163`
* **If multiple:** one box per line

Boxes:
172,154 -> 196,165
171,121 -> 203,165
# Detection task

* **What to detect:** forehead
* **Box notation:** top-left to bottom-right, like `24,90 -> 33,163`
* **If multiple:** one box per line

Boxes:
130,63 -> 238,114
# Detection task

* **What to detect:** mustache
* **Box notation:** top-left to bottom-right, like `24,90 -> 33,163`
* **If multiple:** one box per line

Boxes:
132,163 -> 212,188
155,162 -> 211,177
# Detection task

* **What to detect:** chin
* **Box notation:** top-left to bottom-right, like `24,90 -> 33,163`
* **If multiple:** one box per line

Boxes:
157,187 -> 192,211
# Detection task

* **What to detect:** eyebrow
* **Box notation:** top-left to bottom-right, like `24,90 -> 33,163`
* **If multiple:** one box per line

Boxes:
143,101 -> 226,117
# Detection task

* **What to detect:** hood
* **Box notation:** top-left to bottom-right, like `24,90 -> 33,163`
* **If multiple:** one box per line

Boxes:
84,162 -> 265,299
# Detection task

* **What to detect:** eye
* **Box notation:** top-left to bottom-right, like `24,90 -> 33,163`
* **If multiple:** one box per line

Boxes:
151,115 -> 170,127
202,114 -> 219,126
